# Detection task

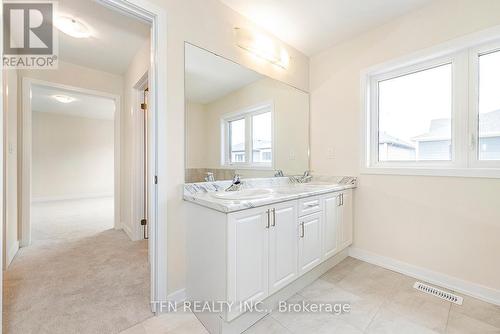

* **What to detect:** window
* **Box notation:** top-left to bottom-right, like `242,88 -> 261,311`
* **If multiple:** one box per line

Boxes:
378,64 -> 452,162
222,103 -> 273,168
363,37 -> 500,177
229,118 -> 245,163
478,50 -> 500,161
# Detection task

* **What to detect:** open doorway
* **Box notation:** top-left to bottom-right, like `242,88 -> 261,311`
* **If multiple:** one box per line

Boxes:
1,0 -> 168,332
30,83 -> 118,242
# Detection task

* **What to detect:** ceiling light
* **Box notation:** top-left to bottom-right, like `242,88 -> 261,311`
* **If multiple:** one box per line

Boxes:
55,16 -> 91,38
235,27 -> 290,69
52,95 -> 76,103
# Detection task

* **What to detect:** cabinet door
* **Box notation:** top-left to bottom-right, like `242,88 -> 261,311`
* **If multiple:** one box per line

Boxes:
227,207 -> 269,321
339,190 -> 353,249
298,212 -> 322,275
323,193 -> 340,259
269,201 -> 298,294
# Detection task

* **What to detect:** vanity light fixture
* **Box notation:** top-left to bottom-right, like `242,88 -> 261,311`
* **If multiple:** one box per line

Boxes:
55,16 -> 91,38
52,95 -> 76,104
235,27 -> 290,69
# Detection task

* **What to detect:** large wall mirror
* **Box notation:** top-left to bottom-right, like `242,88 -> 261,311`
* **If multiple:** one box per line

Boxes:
184,43 -> 310,182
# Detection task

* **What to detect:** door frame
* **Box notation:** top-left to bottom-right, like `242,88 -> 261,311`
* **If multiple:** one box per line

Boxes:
96,0 -> 169,312
131,72 -> 149,241
21,78 -> 122,245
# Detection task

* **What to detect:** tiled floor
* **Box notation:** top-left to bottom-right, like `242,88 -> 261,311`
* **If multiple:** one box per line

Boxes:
120,257 -> 500,334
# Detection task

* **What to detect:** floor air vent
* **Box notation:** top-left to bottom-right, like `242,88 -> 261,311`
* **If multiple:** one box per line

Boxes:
413,281 -> 463,305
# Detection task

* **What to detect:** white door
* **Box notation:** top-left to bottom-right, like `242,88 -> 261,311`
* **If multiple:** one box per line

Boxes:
323,193 -> 340,259
340,190 -> 353,249
298,212 -> 322,275
269,202 -> 298,294
227,207 -> 269,321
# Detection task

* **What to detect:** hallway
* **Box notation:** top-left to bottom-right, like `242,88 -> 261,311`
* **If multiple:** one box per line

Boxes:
3,198 -> 152,334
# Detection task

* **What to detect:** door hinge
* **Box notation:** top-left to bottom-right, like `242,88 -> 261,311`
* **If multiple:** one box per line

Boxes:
154,175 -> 158,184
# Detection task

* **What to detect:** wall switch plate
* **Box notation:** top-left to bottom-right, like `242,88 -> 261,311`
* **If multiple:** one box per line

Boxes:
327,147 -> 335,159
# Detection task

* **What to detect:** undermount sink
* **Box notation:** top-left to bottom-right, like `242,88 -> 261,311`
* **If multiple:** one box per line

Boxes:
211,188 -> 274,200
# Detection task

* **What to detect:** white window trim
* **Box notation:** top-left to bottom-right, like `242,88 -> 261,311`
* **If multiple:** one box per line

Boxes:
220,101 -> 275,169
361,27 -> 500,178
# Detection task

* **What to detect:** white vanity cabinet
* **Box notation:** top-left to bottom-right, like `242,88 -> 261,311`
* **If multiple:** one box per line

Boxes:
186,187 -> 354,333
322,190 -> 352,259
226,201 -> 298,320
268,202 -> 299,294
298,211 -> 322,275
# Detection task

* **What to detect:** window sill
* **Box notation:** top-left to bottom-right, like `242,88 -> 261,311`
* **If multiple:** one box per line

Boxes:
360,167 -> 500,179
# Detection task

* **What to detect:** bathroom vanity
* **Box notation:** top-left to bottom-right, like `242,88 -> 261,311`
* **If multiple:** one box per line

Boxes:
184,177 -> 356,334
183,42 -> 354,334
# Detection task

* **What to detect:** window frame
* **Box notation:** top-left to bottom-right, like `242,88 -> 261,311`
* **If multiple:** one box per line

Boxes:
221,101 -> 275,169
362,35 -> 500,178
468,41 -> 500,169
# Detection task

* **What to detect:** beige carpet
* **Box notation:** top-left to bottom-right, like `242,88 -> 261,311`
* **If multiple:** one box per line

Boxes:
3,198 -> 152,334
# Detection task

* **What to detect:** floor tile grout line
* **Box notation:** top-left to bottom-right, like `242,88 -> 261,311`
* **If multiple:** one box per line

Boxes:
444,302 -> 452,333
269,313 -> 295,334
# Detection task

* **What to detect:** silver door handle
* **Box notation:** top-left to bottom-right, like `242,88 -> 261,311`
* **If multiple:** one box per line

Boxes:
271,208 -> 276,227
266,209 -> 271,228
300,222 -> 305,238
341,193 -> 344,206
305,203 -> 317,208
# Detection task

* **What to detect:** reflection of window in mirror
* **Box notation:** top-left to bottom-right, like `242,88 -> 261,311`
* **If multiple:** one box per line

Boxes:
222,102 -> 273,168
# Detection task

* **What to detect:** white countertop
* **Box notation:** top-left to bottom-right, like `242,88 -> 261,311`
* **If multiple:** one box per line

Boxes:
183,176 -> 357,213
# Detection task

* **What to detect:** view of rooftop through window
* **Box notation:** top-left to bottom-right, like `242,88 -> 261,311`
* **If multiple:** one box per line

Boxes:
229,118 -> 245,163
252,112 -> 272,163
478,50 -> 500,160
378,63 -> 452,162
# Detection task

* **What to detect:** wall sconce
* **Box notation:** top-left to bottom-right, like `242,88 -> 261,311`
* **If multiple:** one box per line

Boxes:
235,27 -> 290,69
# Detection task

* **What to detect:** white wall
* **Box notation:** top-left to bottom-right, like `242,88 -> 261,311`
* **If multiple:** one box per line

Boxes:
185,101 -> 208,169
143,0 -> 310,294
310,0 -> 500,294
32,112 -> 114,200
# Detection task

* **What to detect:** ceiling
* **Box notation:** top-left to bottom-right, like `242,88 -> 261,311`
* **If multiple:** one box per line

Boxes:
220,0 -> 434,56
32,84 -> 116,120
56,0 -> 150,74
185,44 -> 264,104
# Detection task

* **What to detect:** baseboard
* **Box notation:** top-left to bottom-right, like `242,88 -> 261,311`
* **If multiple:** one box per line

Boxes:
6,240 -> 20,268
349,247 -> 500,306
32,193 -> 113,203
121,222 -> 136,241
168,289 -> 186,304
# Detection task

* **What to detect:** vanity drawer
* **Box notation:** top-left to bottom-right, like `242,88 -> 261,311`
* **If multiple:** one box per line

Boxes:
298,196 -> 322,216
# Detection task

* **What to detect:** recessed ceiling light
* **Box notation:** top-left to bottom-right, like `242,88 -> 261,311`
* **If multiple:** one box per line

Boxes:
52,95 -> 76,104
55,16 -> 91,38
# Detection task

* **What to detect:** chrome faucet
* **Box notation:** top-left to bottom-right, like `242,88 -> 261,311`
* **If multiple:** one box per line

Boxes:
225,174 -> 242,192
204,172 -> 215,182
291,170 -> 313,183
274,169 -> 284,177
299,170 -> 313,183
